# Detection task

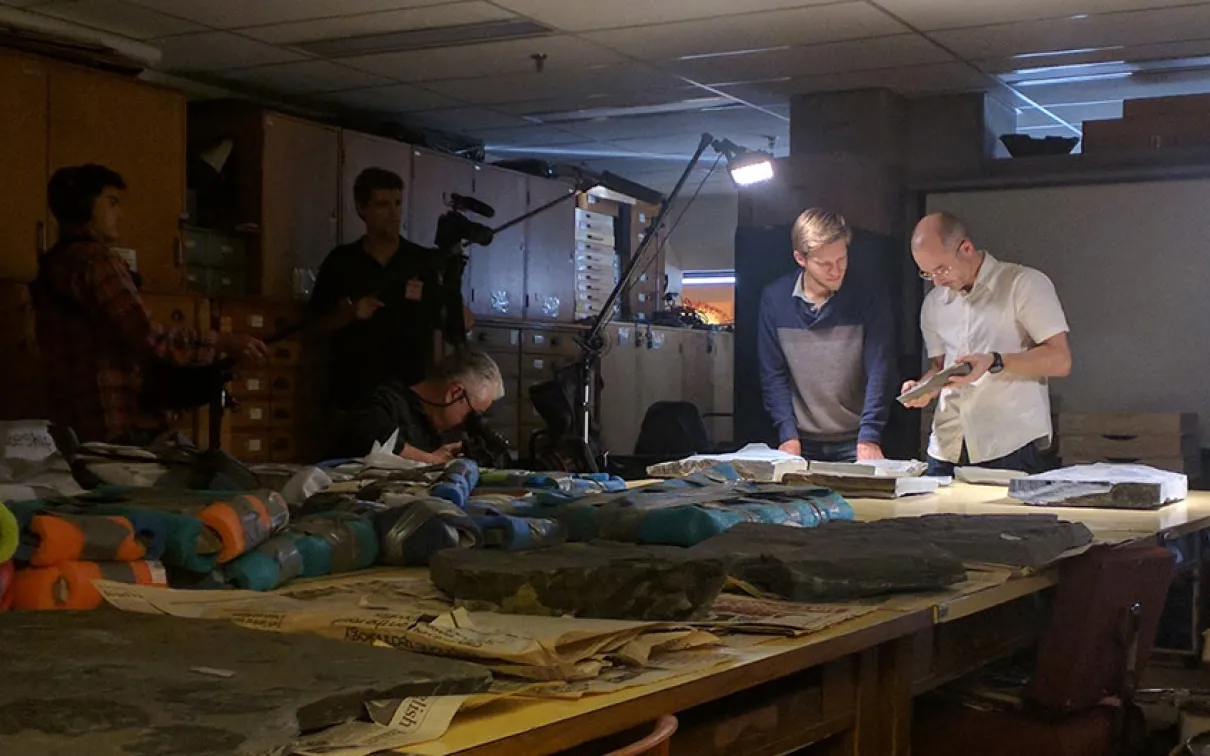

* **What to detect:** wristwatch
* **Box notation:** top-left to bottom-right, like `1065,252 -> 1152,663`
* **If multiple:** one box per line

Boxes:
989,352 -> 1004,374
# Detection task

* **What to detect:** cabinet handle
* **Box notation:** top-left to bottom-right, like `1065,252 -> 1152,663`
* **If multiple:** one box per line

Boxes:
35,222 -> 45,254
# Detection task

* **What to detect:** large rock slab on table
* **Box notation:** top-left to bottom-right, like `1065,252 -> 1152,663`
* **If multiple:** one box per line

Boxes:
0,610 -> 491,756
1008,463 -> 1187,510
832,514 -> 1093,567
691,522 -> 967,602
430,542 -> 727,621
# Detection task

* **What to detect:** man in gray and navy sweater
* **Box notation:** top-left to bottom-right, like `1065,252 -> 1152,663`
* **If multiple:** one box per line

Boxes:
758,208 -> 896,463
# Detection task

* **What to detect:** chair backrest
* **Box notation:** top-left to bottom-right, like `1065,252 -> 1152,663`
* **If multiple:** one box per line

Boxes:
633,401 -> 709,457
1032,544 -> 1175,711
603,715 -> 678,756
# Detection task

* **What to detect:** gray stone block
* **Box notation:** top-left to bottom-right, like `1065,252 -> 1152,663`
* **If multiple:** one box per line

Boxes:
0,610 -> 492,756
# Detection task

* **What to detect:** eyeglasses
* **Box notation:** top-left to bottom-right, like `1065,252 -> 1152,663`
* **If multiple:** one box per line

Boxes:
917,240 -> 966,281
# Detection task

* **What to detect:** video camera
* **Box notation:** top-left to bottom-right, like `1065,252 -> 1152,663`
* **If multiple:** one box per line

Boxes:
434,193 -> 495,252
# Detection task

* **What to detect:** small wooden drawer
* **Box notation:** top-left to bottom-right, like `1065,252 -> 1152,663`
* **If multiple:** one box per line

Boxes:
1061,433 -> 1194,459
521,354 -> 576,384
229,400 -> 271,429
268,432 -> 297,463
230,432 -> 269,463
143,293 -> 204,331
218,301 -> 298,337
268,338 -> 303,367
268,369 -> 300,397
468,325 -> 521,352
269,398 -> 317,428
229,370 -> 270,399
521,329 -> 581,357
1059,412 -> 1198,438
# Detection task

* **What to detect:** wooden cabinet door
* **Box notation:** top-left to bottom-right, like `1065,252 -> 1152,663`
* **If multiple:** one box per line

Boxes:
709,331 -> 735,445
468,164 -> 525,319
599,323 -> 641,454
48,64 -> 185,293
409,148 -> 473,249
0,51 -> 47,282
680,329 -> 714,416
636,326 -> 684,426
261,114 -> 339,298
525,176 -> 576,322
339,130 -> 412,245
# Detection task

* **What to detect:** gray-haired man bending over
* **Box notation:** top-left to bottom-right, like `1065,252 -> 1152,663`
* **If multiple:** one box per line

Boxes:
335,349 -> 505,464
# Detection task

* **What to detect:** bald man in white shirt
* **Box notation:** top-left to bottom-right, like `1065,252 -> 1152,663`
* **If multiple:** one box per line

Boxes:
901,212 -> 1072,476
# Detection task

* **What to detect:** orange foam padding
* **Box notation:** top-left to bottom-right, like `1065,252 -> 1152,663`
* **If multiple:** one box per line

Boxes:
12,560 -> 166,611
0,560 -> 14,612
27,514 -> 145,567
200,492 -> 289,564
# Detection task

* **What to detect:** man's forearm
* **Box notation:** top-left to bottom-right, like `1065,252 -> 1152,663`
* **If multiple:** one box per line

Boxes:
1002,343 -> 1071,379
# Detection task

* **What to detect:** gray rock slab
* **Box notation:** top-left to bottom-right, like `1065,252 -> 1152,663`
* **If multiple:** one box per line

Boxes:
691,522 -> 967,602
430,542 -> 727,621
0,609 -> 492,756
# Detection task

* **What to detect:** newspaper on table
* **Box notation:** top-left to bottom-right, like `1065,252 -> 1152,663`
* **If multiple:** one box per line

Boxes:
695,593 -> 876,636
293,694 -> 466,756
94,580 -> 698,673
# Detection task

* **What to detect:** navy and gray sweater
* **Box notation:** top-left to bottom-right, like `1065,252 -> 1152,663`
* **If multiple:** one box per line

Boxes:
758,271 -> 896,446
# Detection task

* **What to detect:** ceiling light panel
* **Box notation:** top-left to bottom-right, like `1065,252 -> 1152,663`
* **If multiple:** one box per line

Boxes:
666,34 -> 952,82
582,3 -> 907,60
488,0 -> 840,33
871,0 -> 1198,32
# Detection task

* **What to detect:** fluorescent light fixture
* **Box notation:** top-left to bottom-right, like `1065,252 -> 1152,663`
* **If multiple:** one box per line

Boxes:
1013,60 -> 1126,75
1012,46 -> 1123,60
683,275 -> 736,286
677,45 -> 791,61
1015,71 -> 1132,87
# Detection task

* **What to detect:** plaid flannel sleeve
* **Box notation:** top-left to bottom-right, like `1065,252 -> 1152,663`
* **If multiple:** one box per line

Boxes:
82,250 -> 218,366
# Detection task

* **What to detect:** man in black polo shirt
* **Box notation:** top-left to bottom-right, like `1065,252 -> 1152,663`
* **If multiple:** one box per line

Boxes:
310,168 -> 436,421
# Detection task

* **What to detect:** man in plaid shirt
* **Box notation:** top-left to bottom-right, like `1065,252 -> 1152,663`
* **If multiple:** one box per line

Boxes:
33,164 -> 267,444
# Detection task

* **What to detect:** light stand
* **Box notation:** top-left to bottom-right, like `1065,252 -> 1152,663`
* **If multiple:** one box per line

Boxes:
570,132 -> 773,471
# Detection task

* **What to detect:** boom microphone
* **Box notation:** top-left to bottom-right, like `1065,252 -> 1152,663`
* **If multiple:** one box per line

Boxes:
449,193 -> 496,218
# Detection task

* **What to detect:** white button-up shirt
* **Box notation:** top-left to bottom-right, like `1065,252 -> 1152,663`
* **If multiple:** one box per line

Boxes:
921,253 -> 1069,464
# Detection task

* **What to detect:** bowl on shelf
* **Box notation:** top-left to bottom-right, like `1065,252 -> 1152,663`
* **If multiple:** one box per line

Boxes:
999,134 -> 1080,157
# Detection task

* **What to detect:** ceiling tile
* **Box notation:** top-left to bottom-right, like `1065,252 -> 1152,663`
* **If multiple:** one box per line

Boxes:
491,88 -> 710,115
217,60 -> 394,94
474,125 -> 592,147
737,61 -> 988,98
312,82 -> 461,111
666,34 -> 953,83
343,34 -> 625,82
127,0 -> 448,29
0,0 -> 56,6
26,0 -> 202,40
405,106 -> 534,131
432,64 -> 680,105
933,5 -> 1210,60
489,0 -> 840,32
582,3 -> 908,60
157,31 -> 308,71
978,37 -> 1210,73
240,1 -> 514,44
872,0 -> 1200,32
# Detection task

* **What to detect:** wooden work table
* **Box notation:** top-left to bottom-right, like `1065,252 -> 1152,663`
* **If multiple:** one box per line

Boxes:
403,483 -> 1210,756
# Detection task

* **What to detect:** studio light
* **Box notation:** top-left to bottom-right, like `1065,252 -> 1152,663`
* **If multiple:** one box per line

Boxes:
711,137 -> 775,186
